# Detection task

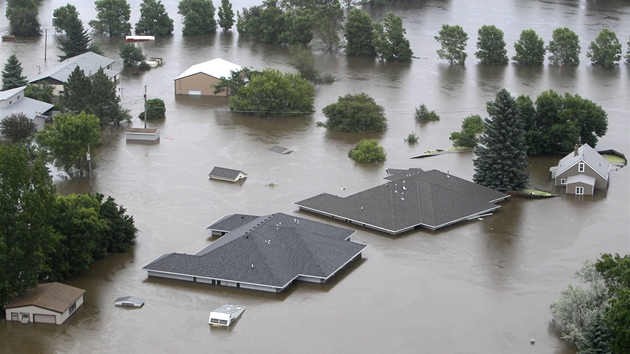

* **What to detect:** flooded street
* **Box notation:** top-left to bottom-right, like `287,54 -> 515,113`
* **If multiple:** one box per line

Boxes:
1,0 -> 629,353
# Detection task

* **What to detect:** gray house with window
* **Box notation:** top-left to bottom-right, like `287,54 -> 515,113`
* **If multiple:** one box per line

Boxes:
550,144 -> 611,195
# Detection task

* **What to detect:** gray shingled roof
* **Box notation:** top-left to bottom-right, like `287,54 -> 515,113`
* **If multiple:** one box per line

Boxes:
209,166 -> 246,181
29,52 -> 118,84
206,214 -> 259,232
555,144 -> 610,180
4,282 -> 85,313
143,213 -> 366,290
295,169 -> 509,234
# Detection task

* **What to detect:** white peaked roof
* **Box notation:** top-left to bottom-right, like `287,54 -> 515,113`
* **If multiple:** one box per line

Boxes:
175,58 -> 243,80
556,144 -> 610,180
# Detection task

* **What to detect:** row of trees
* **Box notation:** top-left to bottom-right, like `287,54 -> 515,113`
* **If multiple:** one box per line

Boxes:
550,254 -> 630,353
0,144 -> 138,307
436,25 -> 629,67
5,0 -> 41,36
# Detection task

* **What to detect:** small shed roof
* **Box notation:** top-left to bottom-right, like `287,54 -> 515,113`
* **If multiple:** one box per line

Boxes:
4,283 -> 85,313
175,58 -> 243,81
209,167 -> 247,181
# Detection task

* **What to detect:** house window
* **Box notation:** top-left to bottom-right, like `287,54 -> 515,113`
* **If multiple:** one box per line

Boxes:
578,163 -> 585,172
69,302 -> 77,314
576,186 -> 584,195
560,178 -> 567,185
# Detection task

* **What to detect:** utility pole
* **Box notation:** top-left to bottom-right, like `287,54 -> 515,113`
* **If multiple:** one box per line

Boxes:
44,28 -> 47,61
87,144 -> 92,190
144,85 -> 148,129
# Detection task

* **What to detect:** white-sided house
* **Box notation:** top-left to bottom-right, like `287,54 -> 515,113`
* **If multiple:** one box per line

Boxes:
0,86 -> 53,132
174,58 -> 243,96
29,52 -> 119,96
4,283 -> 85,325
550,144 -> 611,195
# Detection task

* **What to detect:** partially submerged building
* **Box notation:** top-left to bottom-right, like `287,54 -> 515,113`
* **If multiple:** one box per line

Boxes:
208,167 -> 247,182
0,86 -> 53,131
174,58 -> 243,96
143,213 -> 366,293
4,283 -> 85,325
295,169 -> 509,235
550,144 -> 611,195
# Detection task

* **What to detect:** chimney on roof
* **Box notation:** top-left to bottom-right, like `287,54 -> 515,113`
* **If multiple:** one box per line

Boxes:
574,144 -> 579,156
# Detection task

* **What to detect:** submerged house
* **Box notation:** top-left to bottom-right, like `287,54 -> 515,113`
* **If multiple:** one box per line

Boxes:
174,58 -> 243,96
550,144 -> 611,195
0,86 -> 53,131
208,167 -> 247,182
143,213 -> 366,293
4,283 -> 85,325
295,169 -> 509,235
29,52 -> 119,96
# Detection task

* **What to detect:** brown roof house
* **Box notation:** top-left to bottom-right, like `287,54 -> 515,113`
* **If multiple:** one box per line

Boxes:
4,283 -> 85,324
295,169 -> 509,235
550,144 -> 611,195
174,58 -> 243,96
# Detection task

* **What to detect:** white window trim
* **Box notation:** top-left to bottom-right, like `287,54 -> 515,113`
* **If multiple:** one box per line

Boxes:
578,162 -> 585,173
560,178 -> 567,185
576,186 -> 584,195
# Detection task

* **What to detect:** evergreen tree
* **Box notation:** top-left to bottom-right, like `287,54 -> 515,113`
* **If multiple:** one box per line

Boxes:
373,13 -> 413,62
135,0 -> 174,36
435,24 -> 468,65
89,0 -> 132,37
57,15 -> 92,61
475,25 -> 508,64
586,29 -> 622,67
578,310 -> 612,354
344,8 -> 376,57
548,27 -> 581,66
53,4 -> 80,33
61,67 -> 92,114
217,0 -> 235,32
512,29 -> 546,65
178,0 -> 217,35
473,89 -> 529,192
2,54 -> 28,90
89,68 -> 128,125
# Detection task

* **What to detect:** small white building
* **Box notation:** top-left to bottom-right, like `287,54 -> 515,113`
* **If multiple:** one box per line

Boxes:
174,58 -> 243,96
0,86 -> 53,132
4,283 -> 85,325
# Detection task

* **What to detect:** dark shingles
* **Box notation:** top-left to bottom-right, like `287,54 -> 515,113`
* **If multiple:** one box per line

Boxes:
209,167 -> 246,181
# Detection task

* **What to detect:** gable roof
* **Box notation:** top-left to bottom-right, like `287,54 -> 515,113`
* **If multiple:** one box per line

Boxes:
555,144 -> 610,180
143,213 -> 366,290
29,52 -> 117,84
175,58 -> 243,81
4,283 -> 85,313
295,169 -> 509,234
0,88 -> 54,121
209,167 -> 247,181
206,214 -> 260,232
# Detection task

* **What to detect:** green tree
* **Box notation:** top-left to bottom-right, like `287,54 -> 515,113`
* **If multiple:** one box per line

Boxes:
548,27 -> 581,66
580,311 -> 612,354
0,144 -> 56,306
320,93 -> 387,133
57,10 -> 93,61
89,0 -> 132,37
135,0 -> 174,36
24,83 -> 54,103
6,0 -> 41,36
473,89 -> 528,191
237,3 -> 284,43
228,68 -> 314,115
97,194 -> 138,253
217,0 -> 235,31
344,8 -> 376,57
119,43 -> 147,67
450,114 -> 484,148
89,68 -> 130,125
512,29 -> 546,65
626,36 -> 630,63
373,13 -> 413,62
35,112 -> 101,175
414,104 -> 439,122
178,0 -> 217,35
312,1 -> 344,52
53,4 -> 80,33
475,25 -> 508,64
214,67 -> 257,97
435,24 -> 468,65
586,29 -> 622,67
288,46 -> 333,84
605,288 -> 630,353
61,67 -> 92,114
278,9 -> 314,46
348,139 -> 386,163
2,54 -> 28,90
0,113 -> 37,145
139,98 -> 166,120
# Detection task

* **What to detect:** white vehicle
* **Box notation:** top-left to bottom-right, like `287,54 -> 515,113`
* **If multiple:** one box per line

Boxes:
208,305 -> 245,326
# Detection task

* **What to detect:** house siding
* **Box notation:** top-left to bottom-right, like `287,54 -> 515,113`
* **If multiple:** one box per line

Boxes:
5,296 -> 82,325
174,74 -> 226,96
555,162 -> 606,189
566,181 -> 594,195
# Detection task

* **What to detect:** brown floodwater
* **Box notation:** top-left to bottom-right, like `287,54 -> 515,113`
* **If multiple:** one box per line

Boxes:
1,0 -> 628,353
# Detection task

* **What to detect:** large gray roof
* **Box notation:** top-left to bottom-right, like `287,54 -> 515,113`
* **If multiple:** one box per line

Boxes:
29,52 -> 118,84
143,213 -> 365,290
295,169 -> 509,234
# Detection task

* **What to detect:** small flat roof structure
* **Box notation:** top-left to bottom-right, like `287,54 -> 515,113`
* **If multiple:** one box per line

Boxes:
295,169 -> 509,234
114,296 -> 145,307
209,167 -> 247,182
143,213 -> 367,293
268,145 -> 293,154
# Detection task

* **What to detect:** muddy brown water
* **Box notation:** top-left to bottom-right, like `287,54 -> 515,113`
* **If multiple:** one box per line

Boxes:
1,0 -> 628,353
